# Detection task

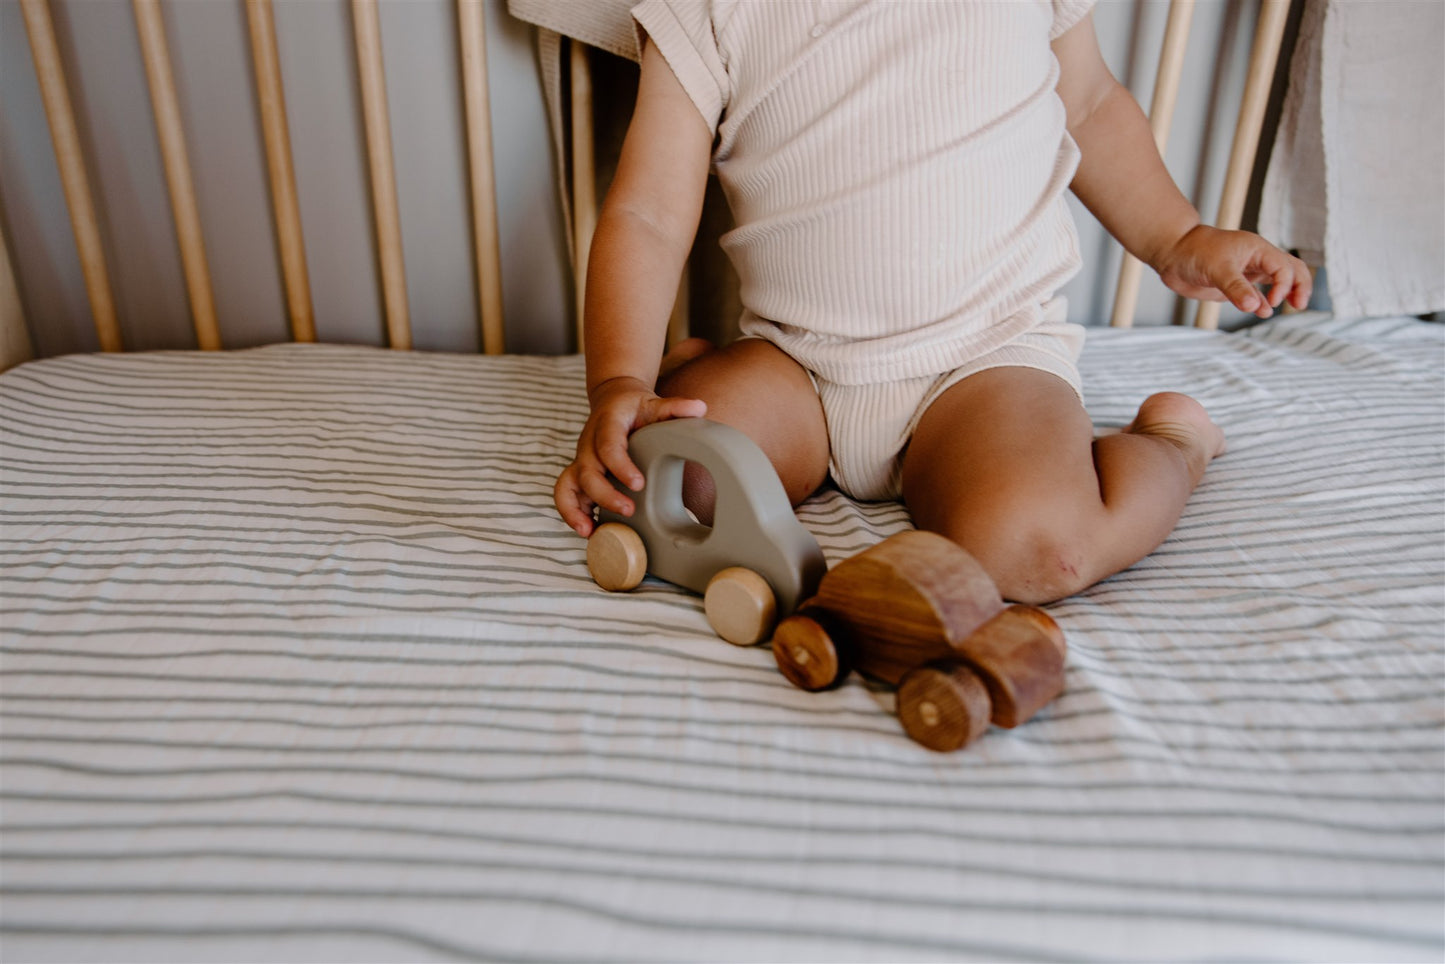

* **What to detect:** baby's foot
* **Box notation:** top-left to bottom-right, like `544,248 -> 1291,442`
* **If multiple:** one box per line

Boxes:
1125,392 -> 1226,478
659,336 -> 714,379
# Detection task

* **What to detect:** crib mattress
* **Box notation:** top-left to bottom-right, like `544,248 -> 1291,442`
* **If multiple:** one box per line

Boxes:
2,313 -> 1441,962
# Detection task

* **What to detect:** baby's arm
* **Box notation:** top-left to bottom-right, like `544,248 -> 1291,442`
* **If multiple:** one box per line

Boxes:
1053,16 -> 1311,317
554,39 -> 714,537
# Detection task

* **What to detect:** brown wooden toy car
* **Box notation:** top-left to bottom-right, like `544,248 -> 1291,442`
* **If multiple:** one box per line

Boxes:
769,529 -> 1067,752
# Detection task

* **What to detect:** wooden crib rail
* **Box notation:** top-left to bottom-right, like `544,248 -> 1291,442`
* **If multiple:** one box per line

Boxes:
246,0 -> 315,343
351,0 -> 411,351
22,0 -> 1290,351
21,0 -> 508,354
569,37 -> 596,355
19,0 -> 122,353
459,0 -> 506,357
133,0 -> 222,351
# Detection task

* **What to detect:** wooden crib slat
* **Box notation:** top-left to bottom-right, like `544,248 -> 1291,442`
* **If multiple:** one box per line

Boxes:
351,0 -> 411,350
1195,0 -> 1290,330
133,0 -> 222,351
570,37 -> 597,352
1110,0 -> 1195,329
0,211 -> 35,371
246,0 -> 315,344
21,0 -> 123,352
458,0 -> 505,355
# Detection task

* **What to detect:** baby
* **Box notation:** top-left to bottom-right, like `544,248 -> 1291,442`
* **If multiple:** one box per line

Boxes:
554,0 -> 1311,604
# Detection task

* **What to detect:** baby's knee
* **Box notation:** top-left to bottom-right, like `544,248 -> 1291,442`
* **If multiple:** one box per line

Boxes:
656,362 -> 701,401
1008,529 -> 1095,604
991,529 -> 1093,604
928,514 -> 1095,605
658,337 -> 715,383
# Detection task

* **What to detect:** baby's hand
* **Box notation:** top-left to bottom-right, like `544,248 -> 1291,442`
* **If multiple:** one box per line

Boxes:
1152,225 -> 1313,319
554,377 -> 706,538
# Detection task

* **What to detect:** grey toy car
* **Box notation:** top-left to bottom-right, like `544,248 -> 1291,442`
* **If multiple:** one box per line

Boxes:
587,418 -> 828,645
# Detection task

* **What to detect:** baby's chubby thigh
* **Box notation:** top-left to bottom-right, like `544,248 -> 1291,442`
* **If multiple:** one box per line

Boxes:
655,337 -> 830,519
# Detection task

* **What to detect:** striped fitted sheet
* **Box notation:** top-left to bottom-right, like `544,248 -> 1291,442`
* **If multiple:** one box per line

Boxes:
1,313 -> 1441,962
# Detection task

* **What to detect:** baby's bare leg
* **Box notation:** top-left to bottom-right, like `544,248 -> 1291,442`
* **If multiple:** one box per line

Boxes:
657,338 -> 830,522
658,337 -> 715,379
901,367 -> 1224,604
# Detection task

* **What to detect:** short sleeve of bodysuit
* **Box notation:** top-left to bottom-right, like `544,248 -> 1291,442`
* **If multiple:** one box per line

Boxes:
631,0 -> 729,132
1049,0 -> 1096,39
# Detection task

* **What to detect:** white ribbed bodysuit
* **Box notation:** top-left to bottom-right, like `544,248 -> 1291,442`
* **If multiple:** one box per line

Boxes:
633,0 -> 1096,499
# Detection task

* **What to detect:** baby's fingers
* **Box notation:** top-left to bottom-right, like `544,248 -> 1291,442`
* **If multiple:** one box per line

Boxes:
554,466 -> 598,537
610,395 -> 708,485
579,461 -> 636,520
646,396 -> 708,422
593,413 -> 646,492
1219,273 -> 1268,317
1246,246 -> 1313,314
1260,258 -> 1313,313
1264,262 -> 1297,310
1285,257 -> 1314,309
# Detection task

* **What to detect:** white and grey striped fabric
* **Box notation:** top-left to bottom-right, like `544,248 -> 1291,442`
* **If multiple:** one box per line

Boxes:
2,313 -> 1441,962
